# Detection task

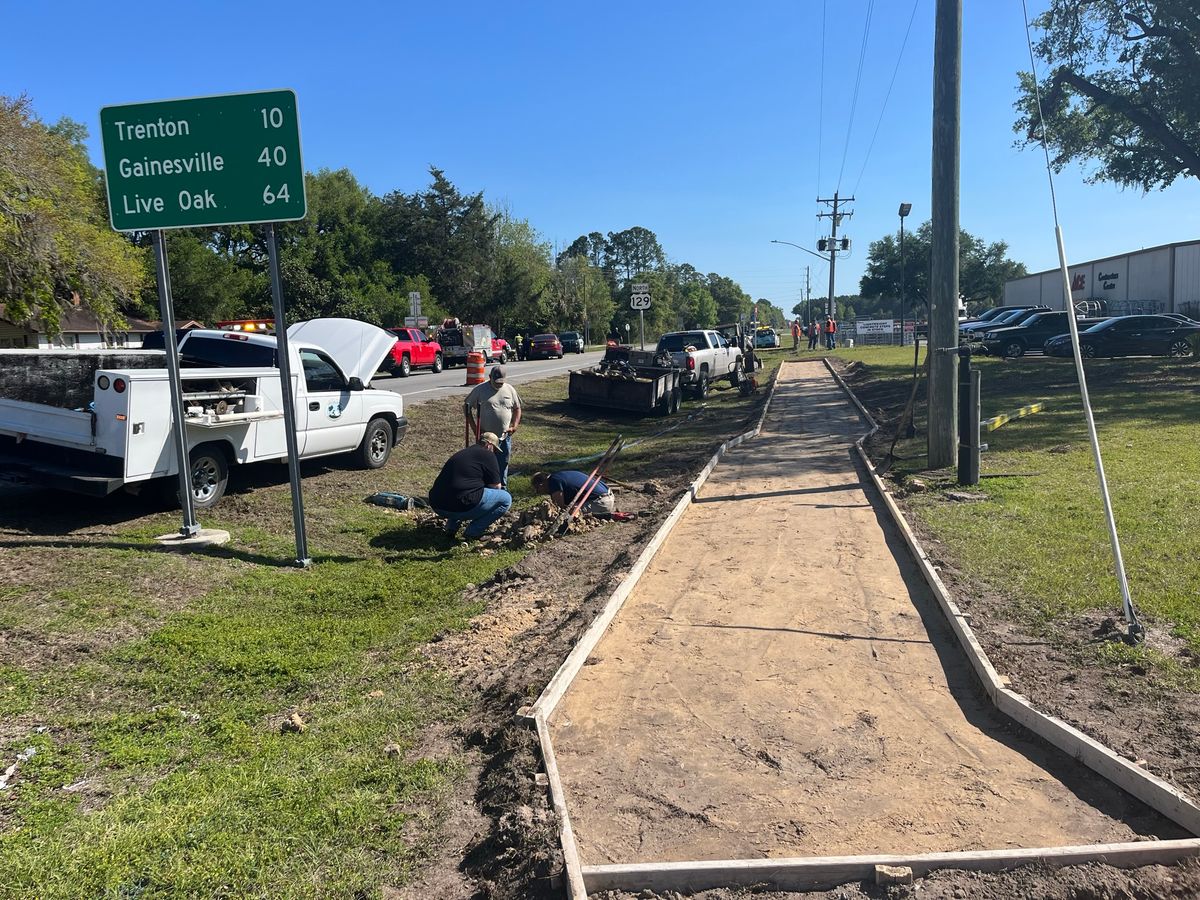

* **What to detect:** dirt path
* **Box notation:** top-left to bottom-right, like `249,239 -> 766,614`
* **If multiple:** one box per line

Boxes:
550,361 -> 1178,865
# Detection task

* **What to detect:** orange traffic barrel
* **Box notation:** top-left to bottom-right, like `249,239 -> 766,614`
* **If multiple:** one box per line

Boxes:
465,351 -> 487,385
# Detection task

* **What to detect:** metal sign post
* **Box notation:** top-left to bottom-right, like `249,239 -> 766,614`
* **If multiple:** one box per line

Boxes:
631,283 -> 651,350
100,89 -> 308,560
409,291 -> 421,318
150,230 -> 199,537
267,223 -> 311,567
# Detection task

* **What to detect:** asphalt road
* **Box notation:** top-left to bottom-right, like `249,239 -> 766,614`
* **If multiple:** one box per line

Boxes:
372,350 -> 605,406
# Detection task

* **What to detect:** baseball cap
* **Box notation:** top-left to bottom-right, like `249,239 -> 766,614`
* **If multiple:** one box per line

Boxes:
490,365 -> 506,383
479,431 -> 501,448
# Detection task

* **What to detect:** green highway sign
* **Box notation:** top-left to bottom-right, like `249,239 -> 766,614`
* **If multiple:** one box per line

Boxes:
100,89 -> 306,231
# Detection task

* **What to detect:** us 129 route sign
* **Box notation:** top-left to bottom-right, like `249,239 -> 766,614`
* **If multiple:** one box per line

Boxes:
630,282 -> 651,310
100,89 -> 307,231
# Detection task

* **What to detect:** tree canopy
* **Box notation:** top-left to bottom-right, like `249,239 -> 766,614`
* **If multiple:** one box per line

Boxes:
859,222 -> 1027,312
1015,0 -> 1200,190
2,95 -> 763,341
0,95 -> 148,331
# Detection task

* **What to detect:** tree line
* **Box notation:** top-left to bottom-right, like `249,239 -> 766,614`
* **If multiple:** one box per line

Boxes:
2,94 -> 788,341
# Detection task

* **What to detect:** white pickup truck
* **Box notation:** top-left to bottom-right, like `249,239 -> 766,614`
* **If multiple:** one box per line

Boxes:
656,330 -> 744,399
0,318 -> 407,509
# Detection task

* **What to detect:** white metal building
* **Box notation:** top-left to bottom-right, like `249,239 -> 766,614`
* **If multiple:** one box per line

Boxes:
1004,239 -> 1200,318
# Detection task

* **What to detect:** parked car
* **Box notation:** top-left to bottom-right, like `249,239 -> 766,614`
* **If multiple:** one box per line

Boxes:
528,333 -> 563,359
973,311 -> 1106,358
754,327 -> 780,349
558,331 -> 585,354
960,306 -> 1049,340
962,305 -> 1041,327
386,327 -> 443,376
1044,315 -> 1200,359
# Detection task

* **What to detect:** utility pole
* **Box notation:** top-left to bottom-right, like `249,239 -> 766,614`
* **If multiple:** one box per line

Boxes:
929,0 -> 961,468
817,191 -> 853,319
806,266 -> 813,324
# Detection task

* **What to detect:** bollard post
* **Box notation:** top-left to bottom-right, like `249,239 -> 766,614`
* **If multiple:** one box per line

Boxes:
957,346 -> 980,485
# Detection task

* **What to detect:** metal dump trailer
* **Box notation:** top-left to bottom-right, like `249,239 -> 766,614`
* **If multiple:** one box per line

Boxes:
568,347 -> 682,416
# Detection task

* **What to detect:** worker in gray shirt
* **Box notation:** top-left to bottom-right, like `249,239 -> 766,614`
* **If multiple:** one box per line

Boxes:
465,365 -> 522,488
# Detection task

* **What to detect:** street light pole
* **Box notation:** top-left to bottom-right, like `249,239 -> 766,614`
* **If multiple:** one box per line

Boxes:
898,202 -> 912,345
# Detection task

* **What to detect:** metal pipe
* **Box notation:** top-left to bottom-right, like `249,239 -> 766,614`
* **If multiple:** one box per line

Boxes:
1054,227 -> 1141,640
266,223 -> 312,568
151,230 -> 199,537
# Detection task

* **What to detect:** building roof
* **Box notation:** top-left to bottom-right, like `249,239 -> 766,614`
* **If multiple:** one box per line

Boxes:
0,305 -> 157,334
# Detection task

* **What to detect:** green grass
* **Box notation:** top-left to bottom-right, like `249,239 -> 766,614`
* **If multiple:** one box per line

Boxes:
841,347 -> 1200,661
0,370 -> 776,898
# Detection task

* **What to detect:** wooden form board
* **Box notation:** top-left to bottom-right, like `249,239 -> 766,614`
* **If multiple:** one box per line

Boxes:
580,839 -> 1200,894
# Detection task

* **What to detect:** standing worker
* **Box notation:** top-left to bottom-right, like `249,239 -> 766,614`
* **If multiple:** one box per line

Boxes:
807,320 -> 820,351
824,315 -> 838,350
790,320 -> 801,351
465,365 -> 521,489
513,332 -> 524,362
429,432 -> 512,539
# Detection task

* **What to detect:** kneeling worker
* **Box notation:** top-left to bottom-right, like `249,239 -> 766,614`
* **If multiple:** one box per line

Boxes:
531,470 -> 615,518
429,432 -> 512,538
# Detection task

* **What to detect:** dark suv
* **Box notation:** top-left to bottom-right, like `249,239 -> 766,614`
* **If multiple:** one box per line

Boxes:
558,331 -> 584,354
976,311 -> 1106,358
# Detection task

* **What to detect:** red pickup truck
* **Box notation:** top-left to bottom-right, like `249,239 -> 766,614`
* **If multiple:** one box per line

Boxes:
386,327 -> 444,376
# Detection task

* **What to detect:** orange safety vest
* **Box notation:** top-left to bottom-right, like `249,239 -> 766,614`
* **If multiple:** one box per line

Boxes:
824,320 -> 836,334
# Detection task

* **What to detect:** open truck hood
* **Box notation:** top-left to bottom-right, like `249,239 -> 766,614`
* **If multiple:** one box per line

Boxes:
287,318 -> 396,386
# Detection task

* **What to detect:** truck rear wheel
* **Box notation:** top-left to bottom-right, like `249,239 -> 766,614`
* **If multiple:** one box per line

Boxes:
396,354 -> 412,377
188,444 -> 229,510
357,417 -> 394,469
431,353 -> 444,373
692,373 -> 709,400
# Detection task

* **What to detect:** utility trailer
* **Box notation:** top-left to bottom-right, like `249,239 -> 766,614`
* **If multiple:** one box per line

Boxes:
568,347 -> 683,416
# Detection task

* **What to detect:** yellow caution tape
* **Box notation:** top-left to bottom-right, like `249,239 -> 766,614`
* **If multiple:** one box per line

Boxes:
982,401 -> 1044,432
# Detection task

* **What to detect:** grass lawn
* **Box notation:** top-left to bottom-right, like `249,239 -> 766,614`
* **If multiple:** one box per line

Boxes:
0,362 -> 777,899
833,345 -> 1200,675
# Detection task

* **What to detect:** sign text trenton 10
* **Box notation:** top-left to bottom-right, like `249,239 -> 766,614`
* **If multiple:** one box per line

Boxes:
100,89 -> 306,231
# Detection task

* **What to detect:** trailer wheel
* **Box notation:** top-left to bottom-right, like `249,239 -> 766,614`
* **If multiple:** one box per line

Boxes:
357,417 -> 394,469
728,365 -> 742,387
670,386 -> 681,414
188,444 -> 229,510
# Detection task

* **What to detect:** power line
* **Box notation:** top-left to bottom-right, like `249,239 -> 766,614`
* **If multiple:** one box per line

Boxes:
851,0 -> 922,196
816,0 -> 827,206
836,0 -> 877,191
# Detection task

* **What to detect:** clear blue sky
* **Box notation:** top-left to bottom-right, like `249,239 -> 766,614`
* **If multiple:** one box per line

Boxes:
9,0 -> 1200,314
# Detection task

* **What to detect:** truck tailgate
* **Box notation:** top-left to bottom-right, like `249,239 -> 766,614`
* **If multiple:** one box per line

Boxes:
0,398 -> 95,449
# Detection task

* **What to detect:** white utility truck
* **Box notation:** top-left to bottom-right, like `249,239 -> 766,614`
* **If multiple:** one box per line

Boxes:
655,330 -> 743,399
0,318 -> 407,509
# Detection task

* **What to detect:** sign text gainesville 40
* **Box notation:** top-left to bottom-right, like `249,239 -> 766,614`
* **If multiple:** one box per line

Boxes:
100,89 -> 306,230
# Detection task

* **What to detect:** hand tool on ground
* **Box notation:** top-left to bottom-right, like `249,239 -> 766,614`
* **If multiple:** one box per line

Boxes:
552,435 -> 623,535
